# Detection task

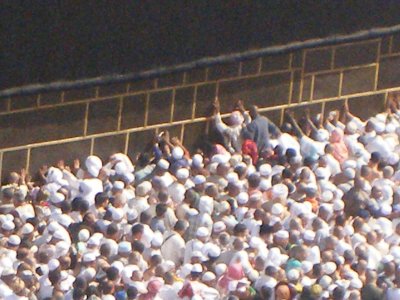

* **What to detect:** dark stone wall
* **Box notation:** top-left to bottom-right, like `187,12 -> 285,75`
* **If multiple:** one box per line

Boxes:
2,34 -> 400,180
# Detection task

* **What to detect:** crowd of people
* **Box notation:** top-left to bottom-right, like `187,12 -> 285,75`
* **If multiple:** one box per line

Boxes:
1,96 -> 400,300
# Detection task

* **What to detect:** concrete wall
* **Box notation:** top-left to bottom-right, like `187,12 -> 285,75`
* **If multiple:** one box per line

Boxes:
2,34 -> 400,180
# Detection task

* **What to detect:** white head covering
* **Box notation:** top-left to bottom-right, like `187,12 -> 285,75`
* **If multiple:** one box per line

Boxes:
85,155 -> 103,177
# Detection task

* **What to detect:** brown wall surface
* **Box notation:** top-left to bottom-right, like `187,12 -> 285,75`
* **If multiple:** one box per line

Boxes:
2,33 -> 400,180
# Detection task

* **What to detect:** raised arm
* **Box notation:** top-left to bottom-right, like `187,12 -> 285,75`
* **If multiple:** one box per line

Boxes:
285,110 -> 304,139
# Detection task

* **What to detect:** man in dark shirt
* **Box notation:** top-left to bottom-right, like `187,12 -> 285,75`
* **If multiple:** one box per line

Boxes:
243,105 -> 280,154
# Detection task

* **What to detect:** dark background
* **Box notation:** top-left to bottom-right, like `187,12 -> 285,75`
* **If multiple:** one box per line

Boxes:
1,1 -> 400,91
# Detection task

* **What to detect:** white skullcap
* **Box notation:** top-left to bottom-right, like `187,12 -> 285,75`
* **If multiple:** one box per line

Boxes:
113,181 -> 124,190
55,241 -> 70,258
249,236 -> 264,249
316,128 -> 329,142
50,192 -> 65,204
2,268 -> 15,276
87,235 -> 101,247
382,254 -> 394,264
83,252 -> 97,262
319,275 -> 333,289
52,230 -> 65,240
230,110 -> 244,125
333,200 -> 345,211
157,159 -> 170,170
237,192 -> 249,205
48,259 -> 60,271
179,264 -> 193,279
114,162 -> 128,175
346,121 -> 358,134
112,208 -> 124,221
58,214 -> 72,228
215,263 -> 227,277
85,155 -> 102,177
2,221 -> 15,231
275,230 -> 289,239
226,172 -> 239,184
321,190 -> 334,202
386,123 -> 396,133
303,230 -> 316,241
342,160 -> 357,170
323,262 -> 337,275
219,201 -> 230,212
162,260 -> 176,273
343,168 -> 356,179
211,154 -> 230,164
123,172 -> 135,184
187,208 -> 199,216
191,263 -> 203,273
301,261 -> 313,274
259,164 -> 272,177
287,269 -> 300,281
21,223 -> 34,235
151,231 -> 164,247
136,181 -> 152,196
193,175 -> 206,185
213,221 -> 226,233
172,147 -> 184,160
350,278 -> 363,289
176,168 -> 189,180
111,261 -> 124,273
259,179 -> 270,191
271,203 -> 284,215
118,241 -> 132,253
192,154 -> 203,167
388,153 -> 400,165
47,167 -> 63,183
315,167 -> 330,180
8,235 -> 21,246
374,121 -> 386,134
271,184 -> 289,199
207,245 -> 221,258
381,204 -> 392,216
127,208 -> 139,221
196,227 -> 209,238
390,246 -> 400,260
202,271 -> 216,281
78,229 -> 90,242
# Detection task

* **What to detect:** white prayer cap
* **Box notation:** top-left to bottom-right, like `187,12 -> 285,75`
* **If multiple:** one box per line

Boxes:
191,263 -> 203,273
136,181 -> 152,196
202,271 -> 216,281
118,241 -> 132,253
271,203 -> 284,215
55,241 -> 70,258
319,275 -> 333,289
382,254 -> 394,264
301,261 -> 313,274
388,153 -> 399,165
259,179 -> 270,191
176,168 -> 189,180
48,258 -> 60,271
114,162 -> 128,175
187,208 -> 199,216
83,252 -> 97,262
342,160 -> 357,170
157,159 -> 170,170
2,268 -> 15,276
151,231 -> 164,247
47,167 -> 63,183
58,214 -> 72,228
178,264 -> 193,278
192,154 -> 203,167
219,201 -> 230,213
230,154 -> 242,167
346,121 -> 358,134
350,278 -> 363,289
8,235 -> 21,246
50,192 -> 65,204
113,181 -> 124,190
112,208 -> 125,221
215,263 -> 227,277
374,121 -> 386,134
287,269 -> 300,281
85,155 -> 102,177
316,128 -> 329,142
381,204 -> 392,216
321,190 -> 334,203
52,230 -> 65,241
123,172 -> 135,184
127,208 -> 139,221
21,223 -> 34,235
275,230 -> 289,239
303,230 -> 316,241
111,260 -> 124,274
78,229 -> 90,242
213,221 -> 226,233
230,110 -> 244,125
162,260 -> 175,273
237,192 -> 249,205
172,147 -> 184,160
315,167 -> 330,180
2,221 -> 15,231
207,245 -> 221,258
193,175 -> 206,185
271,183 -> 289,200
196,227 -> 209,238
87,236 -> 101,247
336,279 -> 350,289
386,123 -> 396,133
333,200 -> 345,211
390,246 -> 400,260
211,154 -> 230,164
226,172 -> 239,184
249,236 -> 264,249
323,262 -> 337,275
343,168 -> 356,179
259,164 -> 272,177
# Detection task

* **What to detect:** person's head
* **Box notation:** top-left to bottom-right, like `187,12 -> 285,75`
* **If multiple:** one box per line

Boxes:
155,203 -> 168,218
174,220 -> 187,235
249,105 -> 259,119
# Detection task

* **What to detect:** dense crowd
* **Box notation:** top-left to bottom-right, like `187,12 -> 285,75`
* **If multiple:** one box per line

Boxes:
2,97 -> 400,300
